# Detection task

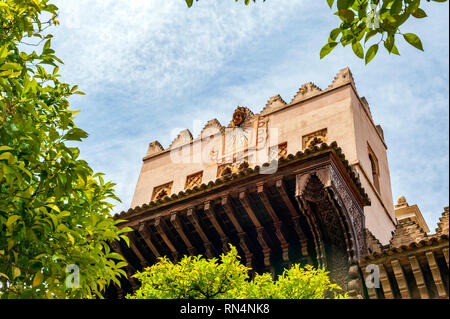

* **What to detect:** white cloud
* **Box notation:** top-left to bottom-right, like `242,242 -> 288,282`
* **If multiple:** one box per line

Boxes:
53,0 -> 305,97
49,0 -> 449,230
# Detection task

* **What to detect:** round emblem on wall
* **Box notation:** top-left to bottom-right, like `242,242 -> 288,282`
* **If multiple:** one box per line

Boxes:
232,108 -> 245,127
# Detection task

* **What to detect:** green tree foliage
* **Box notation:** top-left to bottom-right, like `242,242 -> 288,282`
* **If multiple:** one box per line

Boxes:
185,0 -> 448,64
127,246 -> 346,299
0,0 -> 132,298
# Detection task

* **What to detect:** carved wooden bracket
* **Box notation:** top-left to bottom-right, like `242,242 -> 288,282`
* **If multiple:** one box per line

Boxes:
186,207 -> 215,258
154,217 -> 179,262
204,201 -> 230,252
239,191 -> 271,268
170,212 -> 196,256
138,222 -> 162,259
275,178 -> 309,258
221,196 -> 253,268
126,231 -> 149,269
256,182 -> 289,262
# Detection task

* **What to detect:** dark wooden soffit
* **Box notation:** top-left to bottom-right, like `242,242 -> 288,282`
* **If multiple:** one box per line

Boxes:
114,142 -> 370,228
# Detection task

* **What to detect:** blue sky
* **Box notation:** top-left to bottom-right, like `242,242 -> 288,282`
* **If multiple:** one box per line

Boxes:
50,0 -> 449,231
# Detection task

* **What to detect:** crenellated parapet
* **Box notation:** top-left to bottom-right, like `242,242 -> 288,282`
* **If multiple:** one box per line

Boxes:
389,218 -> 428,248
326,67 -> 356,91
146,141 -> 164,157
198,118 -> 224,138
143,68 -> 373,158
169,129 -> 193,149
256,68 -> 359,114
290,82 -> 322,104
436,207 -> 449,235
261,94 -> 287,115
365,229 -> 383,254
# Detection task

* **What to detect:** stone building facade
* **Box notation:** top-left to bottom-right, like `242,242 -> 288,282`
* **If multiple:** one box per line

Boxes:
361,203 -> 448,299
109,68 -> 449,299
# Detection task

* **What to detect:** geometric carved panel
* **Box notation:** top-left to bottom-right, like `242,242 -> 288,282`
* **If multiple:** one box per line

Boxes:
302,128 -> 328,149
217,160 -> 249,178
217,164 -> 233,178
185,171 -> 203,190
151,182 -> 173,201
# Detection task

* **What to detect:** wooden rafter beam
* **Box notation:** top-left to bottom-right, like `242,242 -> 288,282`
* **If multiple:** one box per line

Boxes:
126,232 -> 149,268
154,217 -> 179,262
426,251 -> 448,298
391,259 -> 410,299
170,212 -> 196,256
442,247 -> 449,268
408,255 -> 429,299
256,182 -> 289,262
204,201 -> 230,252
275,178 -> 309,257
363,265 -> 378,299
239,191 -> 271,268
378,263 -> 394,299
138,222 -> 162,259
186,207 -> 215,259
221,196 -> 253,268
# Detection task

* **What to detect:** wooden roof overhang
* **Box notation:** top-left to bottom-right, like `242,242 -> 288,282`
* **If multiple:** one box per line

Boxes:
359,234 -> 449,299
111,143 -> 371,297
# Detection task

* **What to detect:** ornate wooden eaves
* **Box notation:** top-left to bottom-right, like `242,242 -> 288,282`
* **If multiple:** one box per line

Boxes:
111,143 -> 371,297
